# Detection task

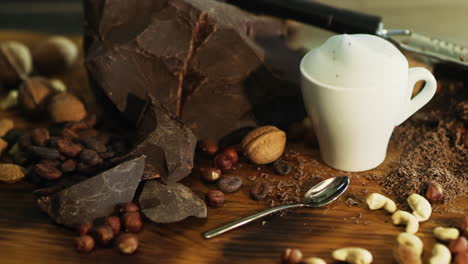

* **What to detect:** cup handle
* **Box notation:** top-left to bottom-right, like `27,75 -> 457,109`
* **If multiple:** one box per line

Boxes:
395,67 -> 437,126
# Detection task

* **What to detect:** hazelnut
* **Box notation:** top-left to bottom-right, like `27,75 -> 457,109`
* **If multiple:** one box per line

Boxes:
0,41 -> 32,85
456,216 -> 468,237
32,36 -> 78,75
222,146 -> 239,164
214,153 -> 233,172
205,190 -> 224,208
0,118 -> 14,137
116,233 -> 139,254
425,182 -> 444,203
241,126 -> 286,164
282,248 -> 303,264
48,93 -> 87,123
122,212 -> 142,233
455,252 -> 468,264
198,139 -> 218,156
119,202 -> 139,214
105,216 -> 121,235
449,237 -> 468,254
90,224 -> 114,246
18,77 -> 53,113
75,235 -> 95,253
0,163 -> 25,183
200,168 -> 221,182
78,222 -> 92,236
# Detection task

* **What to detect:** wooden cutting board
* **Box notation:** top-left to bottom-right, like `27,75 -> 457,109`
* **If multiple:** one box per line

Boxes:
0,31 -> 465,264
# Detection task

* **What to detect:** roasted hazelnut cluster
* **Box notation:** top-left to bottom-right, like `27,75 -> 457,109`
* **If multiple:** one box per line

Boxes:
75,202 -> 142,254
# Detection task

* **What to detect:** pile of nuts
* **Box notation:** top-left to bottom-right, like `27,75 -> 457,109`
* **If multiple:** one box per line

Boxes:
365,192 -> 467,264
76,202 -> 142,254
198,125 -> 289,208
281,247 -> 372,264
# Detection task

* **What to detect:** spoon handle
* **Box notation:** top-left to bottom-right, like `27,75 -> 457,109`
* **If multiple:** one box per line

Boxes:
203,203 -> 305,239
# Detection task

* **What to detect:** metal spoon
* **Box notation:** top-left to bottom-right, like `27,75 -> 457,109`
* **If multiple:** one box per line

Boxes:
203,176 -> 350,239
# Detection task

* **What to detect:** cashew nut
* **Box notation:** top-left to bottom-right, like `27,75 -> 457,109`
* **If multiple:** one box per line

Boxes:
332,247 -> 373,264
396,233 -> 423,256
433,226 -> 460,242
392,211 -> 419,234
407,194 -> 431,222
49,78 -> 67,93
302,257 -> 327,264
393,233 -> 423,264
365,193 -> 397,213
429,243 -> 451,264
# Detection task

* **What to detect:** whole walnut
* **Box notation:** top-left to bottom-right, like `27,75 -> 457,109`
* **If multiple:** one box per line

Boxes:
48,93 -> 87,123
18,77 -> 53,113
0,41 -> 32,85
32,36 -> 78,75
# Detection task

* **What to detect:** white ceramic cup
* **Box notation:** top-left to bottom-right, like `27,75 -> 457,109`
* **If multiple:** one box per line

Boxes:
300,34 -> 437,172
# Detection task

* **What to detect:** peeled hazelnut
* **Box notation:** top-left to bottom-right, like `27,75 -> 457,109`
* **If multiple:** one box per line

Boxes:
214,153 -> 233,172
200,168 -> 221,182
242,126 -> 286,164
0,41 -> 32,85
18,77 -> 53,113
78,222 -> 92,236
0,118 -> 14,137
116,233 -> 139,254
119,202 -> 139,214
122,212 -> 142,233
90,224 -> 114,246
32,36 -> 78,75
198,139 -> 218,156
0,163 -> 25,183
75,235 -> 95,253
48,93 -> 87,123
222,146 -> 239,164
425,182 -> 444,203
282,248 -> 303,264
105,216 -> 121,235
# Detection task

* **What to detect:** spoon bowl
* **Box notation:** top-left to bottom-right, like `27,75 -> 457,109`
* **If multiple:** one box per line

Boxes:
203,176 -> 350,239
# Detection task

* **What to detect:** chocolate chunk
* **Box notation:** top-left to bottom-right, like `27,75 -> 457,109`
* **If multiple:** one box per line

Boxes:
84,0 -> 305,140
37,156 -> 145,227
130,97 -> 197,183
139,180 -> 207,223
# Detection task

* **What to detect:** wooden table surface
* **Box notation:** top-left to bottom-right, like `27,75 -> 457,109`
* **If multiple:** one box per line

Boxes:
0,32 -> 466,264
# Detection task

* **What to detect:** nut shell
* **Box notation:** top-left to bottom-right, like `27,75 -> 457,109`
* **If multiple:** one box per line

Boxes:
32,36 -> 78,75
241,126 -> 286,164
0,41 -> 32,85
48,93 -> 87,123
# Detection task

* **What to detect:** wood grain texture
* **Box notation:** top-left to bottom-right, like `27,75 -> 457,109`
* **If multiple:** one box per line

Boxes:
0,31 -> 466,264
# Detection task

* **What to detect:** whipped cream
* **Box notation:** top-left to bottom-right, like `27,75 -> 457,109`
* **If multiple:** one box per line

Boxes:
301,34 -> 408,89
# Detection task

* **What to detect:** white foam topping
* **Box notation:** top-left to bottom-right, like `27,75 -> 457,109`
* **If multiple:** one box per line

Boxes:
301,34 -> 408,89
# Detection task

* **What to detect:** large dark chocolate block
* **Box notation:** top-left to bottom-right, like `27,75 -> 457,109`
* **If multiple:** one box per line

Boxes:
83,0 -> 305,140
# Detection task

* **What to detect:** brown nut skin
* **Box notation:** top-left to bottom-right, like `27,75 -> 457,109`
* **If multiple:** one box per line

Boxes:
449,236 -> 468,254
75,235 -> 95,253
18,77 -> 53,113
78,222 -> 92,236
200,168 -> 222,182
222,146 -> 239,164
48,93 -> 87,123
198,139 -> 218,156
425,182 -> 444,203
90,224 -> 114,246
282,248 -> 303,264
105,216 -> 121,235
116,233 -> 139,254
119,202 -> 139,214
32,36 -> 78,75
205,190 -> 225,208
214,153 -> 233,172
0,41 -> 32,85
122,212 -> 142,233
